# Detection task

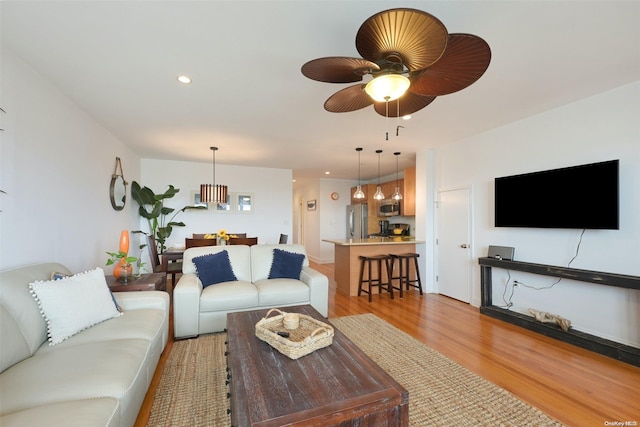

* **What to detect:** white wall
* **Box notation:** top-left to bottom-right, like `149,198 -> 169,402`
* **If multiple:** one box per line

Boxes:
0,49 -> 141,272
425,81 -> 640,347
318,178 -> 357,263
293,177 -> 358,263
139,159 -> 292,250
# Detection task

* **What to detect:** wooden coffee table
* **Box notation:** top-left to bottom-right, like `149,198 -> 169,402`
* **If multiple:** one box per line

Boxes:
226,305 -> 408,426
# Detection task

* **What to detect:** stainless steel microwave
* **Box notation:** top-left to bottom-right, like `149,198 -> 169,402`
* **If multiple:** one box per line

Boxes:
378,199 -> 400,217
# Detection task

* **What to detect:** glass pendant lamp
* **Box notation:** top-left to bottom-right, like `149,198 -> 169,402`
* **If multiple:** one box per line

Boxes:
392,152 -> 403,200
353,147 -> 365,199
373,149 -> 385,200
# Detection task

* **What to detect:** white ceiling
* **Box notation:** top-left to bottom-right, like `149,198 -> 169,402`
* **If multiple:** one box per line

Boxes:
2,1 -> 639,181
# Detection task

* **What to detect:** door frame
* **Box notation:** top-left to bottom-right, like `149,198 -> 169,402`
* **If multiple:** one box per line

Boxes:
435,185 -> 474,303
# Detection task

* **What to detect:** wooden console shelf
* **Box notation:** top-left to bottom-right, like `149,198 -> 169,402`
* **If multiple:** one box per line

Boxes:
478,257 -> 640,367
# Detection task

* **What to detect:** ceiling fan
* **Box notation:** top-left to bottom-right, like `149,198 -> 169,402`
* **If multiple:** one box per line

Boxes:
301,8 -> 491,117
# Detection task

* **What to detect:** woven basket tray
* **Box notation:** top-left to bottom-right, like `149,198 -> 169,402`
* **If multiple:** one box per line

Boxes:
255,308 -> 334,360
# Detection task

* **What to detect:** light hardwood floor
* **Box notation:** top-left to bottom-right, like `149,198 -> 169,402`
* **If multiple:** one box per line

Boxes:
135,263 -> 640,427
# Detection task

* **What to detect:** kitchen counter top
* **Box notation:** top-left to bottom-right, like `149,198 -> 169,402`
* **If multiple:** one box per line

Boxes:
323,237 -> 424,246
324,238 -> 423,296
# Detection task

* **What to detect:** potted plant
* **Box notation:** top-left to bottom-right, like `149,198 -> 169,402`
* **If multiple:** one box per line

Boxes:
106,251 -> 138,283
131,181 -> 205,253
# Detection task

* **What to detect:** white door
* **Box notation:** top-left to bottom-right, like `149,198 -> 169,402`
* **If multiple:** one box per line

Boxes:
437,188 -> 472,303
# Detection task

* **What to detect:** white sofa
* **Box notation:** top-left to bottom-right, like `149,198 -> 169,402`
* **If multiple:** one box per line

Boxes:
174,244 -> 329,338
0,263 -> 169,427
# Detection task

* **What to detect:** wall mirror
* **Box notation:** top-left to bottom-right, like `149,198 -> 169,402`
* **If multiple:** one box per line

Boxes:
110,157 -> 128,211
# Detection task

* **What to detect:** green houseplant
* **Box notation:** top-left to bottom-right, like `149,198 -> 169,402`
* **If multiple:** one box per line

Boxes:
131,181 -> 205,253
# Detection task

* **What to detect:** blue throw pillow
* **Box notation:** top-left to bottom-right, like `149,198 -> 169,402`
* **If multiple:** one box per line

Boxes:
192,250 -> 237,287
268,248 -> 305,279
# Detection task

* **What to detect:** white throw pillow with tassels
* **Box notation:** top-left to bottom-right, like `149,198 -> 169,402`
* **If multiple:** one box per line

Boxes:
29,267 -> 122,345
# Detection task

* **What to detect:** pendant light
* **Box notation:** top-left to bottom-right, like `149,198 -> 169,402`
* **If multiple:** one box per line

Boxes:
392,152 -> 403,201
353,147 -> 365,199
373,149 -> 385,200
200,146 -> 228,204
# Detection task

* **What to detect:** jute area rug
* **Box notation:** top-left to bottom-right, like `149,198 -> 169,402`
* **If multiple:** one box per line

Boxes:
147,313 -> 563,426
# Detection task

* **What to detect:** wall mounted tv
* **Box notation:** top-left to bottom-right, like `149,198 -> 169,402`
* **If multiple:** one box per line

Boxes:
494,160 -> 619,229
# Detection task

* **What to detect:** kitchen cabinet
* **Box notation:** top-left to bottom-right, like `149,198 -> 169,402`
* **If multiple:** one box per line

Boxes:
383,179 -> 404,202
366,184 -> 380,233
403,166 -> 416,216
380,181 -> 395,200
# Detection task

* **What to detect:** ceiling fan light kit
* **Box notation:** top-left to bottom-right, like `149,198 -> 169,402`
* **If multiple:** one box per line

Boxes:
301,8 -> 491,117
364,74 -> 410,102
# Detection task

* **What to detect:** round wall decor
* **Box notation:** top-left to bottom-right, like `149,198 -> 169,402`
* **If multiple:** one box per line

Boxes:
330,192 -> 340,200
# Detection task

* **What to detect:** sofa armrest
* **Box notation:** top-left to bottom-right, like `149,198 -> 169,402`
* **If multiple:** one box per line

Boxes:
173,273 -> 203,339
300,266 -> 329,317
113,290 -> 169,313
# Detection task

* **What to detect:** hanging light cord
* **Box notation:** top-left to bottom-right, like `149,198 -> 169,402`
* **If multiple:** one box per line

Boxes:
358,149 -> 362,185
211,147 -> 216,188
377,150 -> 381,185
385,101 -> 389,141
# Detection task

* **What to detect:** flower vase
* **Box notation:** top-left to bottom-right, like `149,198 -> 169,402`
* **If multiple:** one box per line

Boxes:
113,258 -> 125,280
119,230 -> 130,254
113,230 -> 131,280
118,263 -> 134,283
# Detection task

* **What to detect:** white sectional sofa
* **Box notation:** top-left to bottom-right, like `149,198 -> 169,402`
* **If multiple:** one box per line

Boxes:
173,244 -> 329,339
0,263 -> 169,427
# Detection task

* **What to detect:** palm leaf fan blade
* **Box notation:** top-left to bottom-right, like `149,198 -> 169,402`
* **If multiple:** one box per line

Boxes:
409,33 -> 491,96
324,84 -> 374,113
356,8 -> 447,71
301,57 -> 379,83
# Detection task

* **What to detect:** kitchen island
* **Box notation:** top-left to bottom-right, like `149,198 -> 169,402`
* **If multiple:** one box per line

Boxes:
323,237 -> 425,296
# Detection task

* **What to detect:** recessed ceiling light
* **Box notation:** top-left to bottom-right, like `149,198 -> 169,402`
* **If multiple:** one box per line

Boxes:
402,115 -> 412,120
177,75 -> 192,84
325,171 -> 330,175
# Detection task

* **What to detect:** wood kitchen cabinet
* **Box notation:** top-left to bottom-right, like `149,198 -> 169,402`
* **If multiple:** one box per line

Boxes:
403,166 -> 416,216
380,181 -> 395,200
366,184 -> 380,233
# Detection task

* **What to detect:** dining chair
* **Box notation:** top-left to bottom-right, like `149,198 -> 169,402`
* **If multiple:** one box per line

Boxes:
185,238 -> 217,249
228,237 -> 258,246
279,234 -> 288,244
147,234 -> 182,286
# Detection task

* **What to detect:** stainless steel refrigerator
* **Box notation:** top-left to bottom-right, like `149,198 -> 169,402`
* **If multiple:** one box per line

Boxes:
346,204 -> 368,239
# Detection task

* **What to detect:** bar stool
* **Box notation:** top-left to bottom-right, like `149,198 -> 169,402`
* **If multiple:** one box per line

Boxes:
358,255 -> 394,302
390,253 -> 424,296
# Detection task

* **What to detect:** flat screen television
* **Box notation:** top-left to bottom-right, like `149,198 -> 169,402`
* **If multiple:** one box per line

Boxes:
494,160 -> 619,229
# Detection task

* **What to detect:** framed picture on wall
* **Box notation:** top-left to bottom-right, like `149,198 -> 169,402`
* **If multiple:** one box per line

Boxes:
307,199 -> 316,211
235,193 -> 253,213
191,191 -> 209,210
215,194 -> 232,213
192,191 -> 231,212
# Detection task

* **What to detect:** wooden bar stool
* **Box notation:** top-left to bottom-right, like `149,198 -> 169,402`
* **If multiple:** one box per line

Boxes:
358,255 -> 394,302
390,253 -> 424,296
